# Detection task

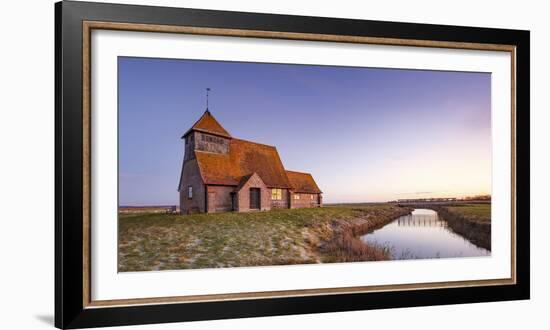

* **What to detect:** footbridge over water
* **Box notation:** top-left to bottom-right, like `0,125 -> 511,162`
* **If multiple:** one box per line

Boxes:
394,199 -> 490,208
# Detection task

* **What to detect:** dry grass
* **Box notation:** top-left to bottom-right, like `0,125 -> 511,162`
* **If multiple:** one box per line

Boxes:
322,230 -> 389,262
119,206 -> 174,214
118,204 -> 410,272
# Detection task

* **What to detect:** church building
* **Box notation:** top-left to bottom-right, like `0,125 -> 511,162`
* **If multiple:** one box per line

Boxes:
178,109 -> 322,214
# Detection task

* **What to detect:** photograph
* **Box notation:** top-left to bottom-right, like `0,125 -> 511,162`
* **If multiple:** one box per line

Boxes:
49,1 -> 531,328
117,57 -> 492,272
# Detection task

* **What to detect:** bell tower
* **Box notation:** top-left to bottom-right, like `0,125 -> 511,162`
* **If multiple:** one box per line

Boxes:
181,89 -> 232,162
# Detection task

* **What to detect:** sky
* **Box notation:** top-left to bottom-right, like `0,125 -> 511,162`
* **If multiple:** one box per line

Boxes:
118,56 -> 491,205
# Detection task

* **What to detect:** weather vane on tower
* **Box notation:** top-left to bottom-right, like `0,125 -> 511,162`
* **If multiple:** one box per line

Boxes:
206,88 -> 211,111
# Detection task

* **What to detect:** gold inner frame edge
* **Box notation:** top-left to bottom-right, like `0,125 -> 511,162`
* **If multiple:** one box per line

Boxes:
81,20 -> 517,308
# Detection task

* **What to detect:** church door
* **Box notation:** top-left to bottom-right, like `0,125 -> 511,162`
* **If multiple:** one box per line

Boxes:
249,188 -> 260,210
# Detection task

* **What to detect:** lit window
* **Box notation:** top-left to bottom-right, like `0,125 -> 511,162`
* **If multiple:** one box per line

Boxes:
310,195 -> 314,200
294,194 -> 300,200
188,186 -> 193,199
271,188 -> 282,200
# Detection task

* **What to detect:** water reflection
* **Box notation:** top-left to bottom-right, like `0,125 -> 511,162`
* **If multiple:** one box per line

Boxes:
396,214 -> 448,228
361,209 -> 490,260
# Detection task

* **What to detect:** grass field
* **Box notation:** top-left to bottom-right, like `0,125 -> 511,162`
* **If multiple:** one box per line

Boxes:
445,204 -> 491,224
118,204 -> 410,272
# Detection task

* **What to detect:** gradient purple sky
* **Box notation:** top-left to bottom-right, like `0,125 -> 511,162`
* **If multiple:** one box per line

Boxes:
118,57 -> 491,205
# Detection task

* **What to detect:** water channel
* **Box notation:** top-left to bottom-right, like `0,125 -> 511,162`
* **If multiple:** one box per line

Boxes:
360,209 -> 491,259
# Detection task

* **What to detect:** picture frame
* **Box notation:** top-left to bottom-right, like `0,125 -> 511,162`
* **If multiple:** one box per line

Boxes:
55,1 -> 530,328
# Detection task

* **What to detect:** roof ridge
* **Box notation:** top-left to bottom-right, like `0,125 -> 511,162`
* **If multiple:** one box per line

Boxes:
233,137 -> 277,149
285,169 -> 312,175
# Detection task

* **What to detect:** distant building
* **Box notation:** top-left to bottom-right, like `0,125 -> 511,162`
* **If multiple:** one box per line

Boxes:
178,109 -> 322,214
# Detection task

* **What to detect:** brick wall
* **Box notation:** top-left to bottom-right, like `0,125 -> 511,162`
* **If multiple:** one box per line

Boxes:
270,188 -> 290,209
290,192 -> 322,208
179,158 -> 206,214
206,185 -> 235,213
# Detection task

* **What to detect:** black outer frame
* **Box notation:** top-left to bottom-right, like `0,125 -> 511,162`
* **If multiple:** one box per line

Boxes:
55,0 -> 530,328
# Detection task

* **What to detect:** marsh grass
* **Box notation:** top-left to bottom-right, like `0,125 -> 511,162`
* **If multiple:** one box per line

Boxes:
435,204 -> 491,250
118,204 -> 410,272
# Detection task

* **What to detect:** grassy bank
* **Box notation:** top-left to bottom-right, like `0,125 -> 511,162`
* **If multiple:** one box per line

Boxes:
118,204 -> 410,272
435,204 -> 491,250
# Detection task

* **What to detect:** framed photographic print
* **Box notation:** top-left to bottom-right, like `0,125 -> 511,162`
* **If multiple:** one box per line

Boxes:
55,1 -> 530,328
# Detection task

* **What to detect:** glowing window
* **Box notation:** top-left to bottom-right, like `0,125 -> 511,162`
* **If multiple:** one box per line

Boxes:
271,188 -> 282,200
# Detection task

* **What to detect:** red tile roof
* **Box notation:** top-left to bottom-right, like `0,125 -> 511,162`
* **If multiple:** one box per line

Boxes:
195,139 -> 292,188
182,110 -> 231,138
286,170 -> 322,194
180,110 -> 321,194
